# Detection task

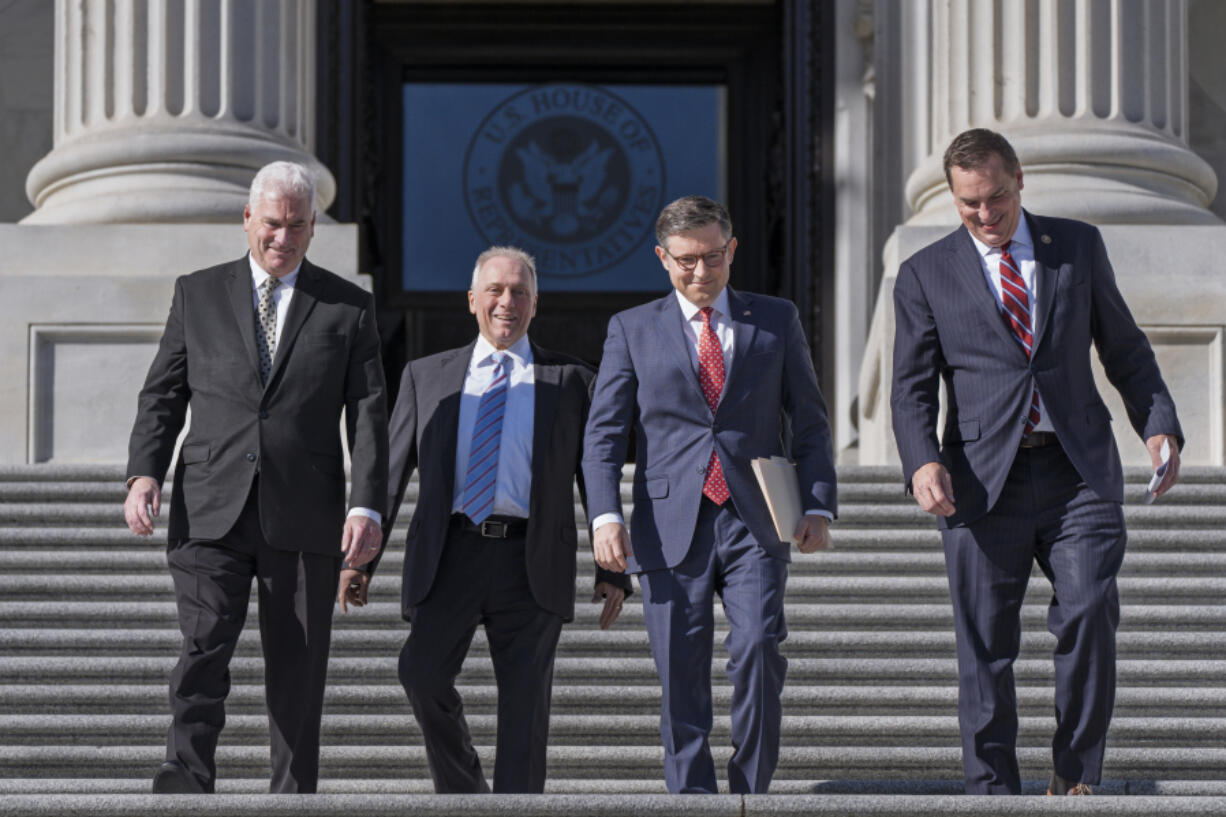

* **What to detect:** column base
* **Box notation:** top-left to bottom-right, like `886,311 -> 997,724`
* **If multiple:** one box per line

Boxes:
22,125 -> 336,224
857,223 -> 1226,467
0,223 -> 360,464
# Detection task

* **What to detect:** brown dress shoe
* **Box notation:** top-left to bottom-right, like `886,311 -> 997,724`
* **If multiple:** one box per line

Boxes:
1046,772 -> 1093,795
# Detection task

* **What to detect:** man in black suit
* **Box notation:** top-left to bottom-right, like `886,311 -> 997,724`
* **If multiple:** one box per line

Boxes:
342,246 -> 630,793
123,161 -> 388,794
891,128 -> 1182,795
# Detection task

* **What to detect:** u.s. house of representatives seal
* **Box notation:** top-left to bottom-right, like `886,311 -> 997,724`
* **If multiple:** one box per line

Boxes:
463,83 -> 666,279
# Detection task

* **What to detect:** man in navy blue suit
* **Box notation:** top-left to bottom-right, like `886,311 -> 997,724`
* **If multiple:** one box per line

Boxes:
891,128 -> 1183,795
583,196 -> 838,794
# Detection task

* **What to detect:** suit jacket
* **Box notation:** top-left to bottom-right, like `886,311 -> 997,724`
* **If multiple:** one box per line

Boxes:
379,340 -> 631,623
582,288 -> 838,572
127,256 -> 389,553
890,211 -> 1183,529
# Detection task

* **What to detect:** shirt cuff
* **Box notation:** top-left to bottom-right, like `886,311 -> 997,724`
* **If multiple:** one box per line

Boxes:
591,512 -> 624,531
805,509 -> 834,522
125,476 -> 155,489
347,507 -> 382,525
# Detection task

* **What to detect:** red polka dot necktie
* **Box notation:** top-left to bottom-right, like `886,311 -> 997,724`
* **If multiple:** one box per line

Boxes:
697,307 -> 730,504
999,242 -> 1041,434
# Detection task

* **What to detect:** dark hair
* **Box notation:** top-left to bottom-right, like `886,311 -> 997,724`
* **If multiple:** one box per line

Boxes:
942,128 -> 1020,186
655,196 -> 733,246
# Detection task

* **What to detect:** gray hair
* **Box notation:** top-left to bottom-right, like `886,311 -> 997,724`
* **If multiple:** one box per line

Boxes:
655,196 -> 733,246
471,246 -> 538,295
248,161 -> 316,212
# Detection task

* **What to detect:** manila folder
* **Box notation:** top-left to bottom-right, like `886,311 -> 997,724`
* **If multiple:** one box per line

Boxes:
751,455 -> 803,543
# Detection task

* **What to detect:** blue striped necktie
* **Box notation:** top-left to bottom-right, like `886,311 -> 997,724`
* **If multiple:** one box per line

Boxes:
461,353 -> 510,524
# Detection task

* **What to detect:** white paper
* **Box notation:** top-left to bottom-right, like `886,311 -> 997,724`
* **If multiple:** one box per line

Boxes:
1142,439 -> 1171,505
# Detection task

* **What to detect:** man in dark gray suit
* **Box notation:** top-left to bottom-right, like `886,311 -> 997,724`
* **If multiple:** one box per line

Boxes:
345,246 -> 630,793
583,196 -> 837,794
123,161 -> 388,793
891,128 -> 1182,796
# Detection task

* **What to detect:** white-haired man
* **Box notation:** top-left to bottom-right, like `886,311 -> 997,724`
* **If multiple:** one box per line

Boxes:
124,161 -> 388,793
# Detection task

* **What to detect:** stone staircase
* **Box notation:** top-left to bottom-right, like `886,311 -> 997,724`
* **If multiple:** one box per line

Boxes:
2,463 -> 1225,816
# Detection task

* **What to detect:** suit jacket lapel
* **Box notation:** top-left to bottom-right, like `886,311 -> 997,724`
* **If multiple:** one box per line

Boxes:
267,259 -> 321,388
950,228 -> 1027,358
721,288 -> 758,411
653,295 -> 708,410
433,342 -> 475,509
529,343 -> 561,513
225,257 -> 262,383
1027,212 -> 1060,358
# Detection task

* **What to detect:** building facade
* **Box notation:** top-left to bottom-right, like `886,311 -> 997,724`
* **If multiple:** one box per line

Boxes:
0,0 -> 1222,467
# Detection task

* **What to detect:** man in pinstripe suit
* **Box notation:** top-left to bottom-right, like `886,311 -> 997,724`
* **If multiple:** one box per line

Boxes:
890,129 -> 1183,796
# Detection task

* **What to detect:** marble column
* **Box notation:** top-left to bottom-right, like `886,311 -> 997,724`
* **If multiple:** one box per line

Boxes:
22,0 -> 334,224
904,0 -> 1219,226
858,0 -> 1225,466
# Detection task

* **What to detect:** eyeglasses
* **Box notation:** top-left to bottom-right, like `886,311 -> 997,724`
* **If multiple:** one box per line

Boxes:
661,241 -> 732,272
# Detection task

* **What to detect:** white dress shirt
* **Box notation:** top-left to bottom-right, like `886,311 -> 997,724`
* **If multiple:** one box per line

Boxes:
591,287 -> 831,533
249,254 -> 381,523
968,219 -> 1053,433
248,254 -> 298,347
452,334 -> 535,520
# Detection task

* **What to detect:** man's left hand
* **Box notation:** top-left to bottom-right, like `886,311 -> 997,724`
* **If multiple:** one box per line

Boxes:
592,581 -> 625,630
340,515 -> 382,567
1146,433 -> 1181,499
794,515 -> 831,553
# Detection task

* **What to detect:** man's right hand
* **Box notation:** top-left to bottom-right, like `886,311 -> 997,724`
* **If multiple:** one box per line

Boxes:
123,477 -> 161,535
593,522 -> 632,573
337,568 -> 370,613
912,462 -> 956,517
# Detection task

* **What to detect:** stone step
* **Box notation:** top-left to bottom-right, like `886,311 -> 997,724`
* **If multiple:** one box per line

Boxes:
8,683 -> 1222,718
2,744 -> 1225,781
4,573 -> 1224,605
3,600 -> 1223,631
3,713 -> 1223,748
2,627 -> 1220,661
0,462 -> 1219,483
6,501 -> 1226,530
8,548 -> 1226,578
4,526 -> 1223,554
3,655 -> 1224,686
3,792 -> 1226,817
5,476 -> 1224,507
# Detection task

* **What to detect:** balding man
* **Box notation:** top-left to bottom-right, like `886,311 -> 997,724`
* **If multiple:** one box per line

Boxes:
350,246 -> 630,793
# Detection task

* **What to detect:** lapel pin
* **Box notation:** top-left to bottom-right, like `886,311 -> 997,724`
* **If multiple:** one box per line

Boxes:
1041,235 -> 1052,244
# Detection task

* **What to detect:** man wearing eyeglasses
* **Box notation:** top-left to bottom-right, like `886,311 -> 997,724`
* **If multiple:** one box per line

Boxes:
582,195 -> 838,794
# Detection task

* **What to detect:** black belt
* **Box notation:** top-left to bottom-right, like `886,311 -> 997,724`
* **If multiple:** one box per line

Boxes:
1019,431 -> 1060,449
450,514 -> 528,538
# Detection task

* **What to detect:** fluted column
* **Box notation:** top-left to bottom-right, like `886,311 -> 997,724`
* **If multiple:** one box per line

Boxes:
905,0 -> 1219,225
22,0 -> 334,224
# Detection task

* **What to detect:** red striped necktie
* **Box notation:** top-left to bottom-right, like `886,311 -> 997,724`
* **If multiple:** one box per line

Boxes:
999,241 -> 1041,434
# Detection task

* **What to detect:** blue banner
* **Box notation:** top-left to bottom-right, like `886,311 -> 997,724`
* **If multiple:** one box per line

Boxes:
402,82 -> 725,292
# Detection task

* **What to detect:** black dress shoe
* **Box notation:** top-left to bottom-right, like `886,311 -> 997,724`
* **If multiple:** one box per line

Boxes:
152,760 -> 204,794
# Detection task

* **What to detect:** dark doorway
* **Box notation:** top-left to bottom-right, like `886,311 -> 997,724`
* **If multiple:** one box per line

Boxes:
317,1 -> 832,396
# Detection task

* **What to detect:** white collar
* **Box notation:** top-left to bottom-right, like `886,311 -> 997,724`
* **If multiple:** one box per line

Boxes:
248,253 -> 301,289
674,287 -> 731,322
969,213 -> 1033,259
471,333 -> 533,369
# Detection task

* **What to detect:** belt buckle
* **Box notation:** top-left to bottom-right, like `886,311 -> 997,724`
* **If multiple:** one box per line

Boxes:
479,519 -> 507,538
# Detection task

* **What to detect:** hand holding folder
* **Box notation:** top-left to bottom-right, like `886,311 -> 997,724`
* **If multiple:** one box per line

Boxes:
750,456 -> 803,542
